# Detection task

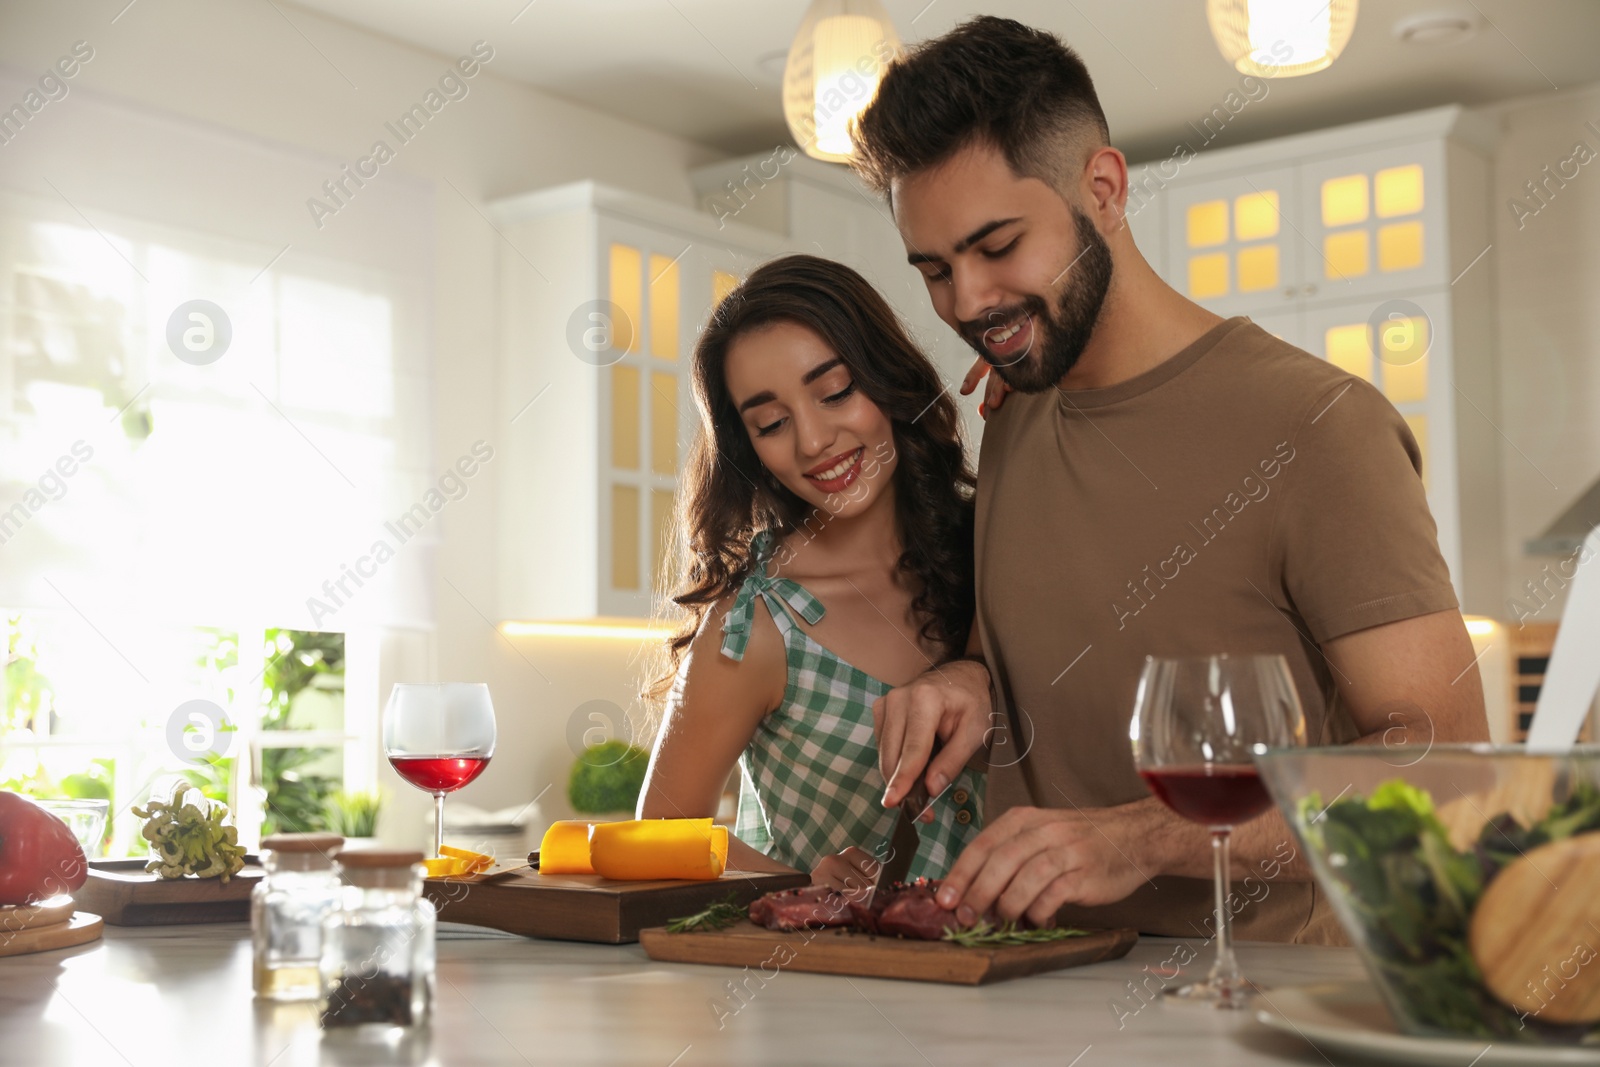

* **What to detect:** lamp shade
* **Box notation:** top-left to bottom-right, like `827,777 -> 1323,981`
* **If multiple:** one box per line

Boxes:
782,0 -> 902,163
1207,0 -> 1359,78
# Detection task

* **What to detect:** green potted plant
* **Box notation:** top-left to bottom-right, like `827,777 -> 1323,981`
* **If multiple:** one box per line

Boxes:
567,741 -> 649,819
324,789 -> 381,844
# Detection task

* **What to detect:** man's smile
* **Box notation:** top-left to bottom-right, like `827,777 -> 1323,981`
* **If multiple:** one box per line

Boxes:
981,313 -> 1035,367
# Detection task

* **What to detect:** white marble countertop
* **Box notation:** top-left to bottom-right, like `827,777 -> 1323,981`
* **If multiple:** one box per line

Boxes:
0,921 -> 1367,1066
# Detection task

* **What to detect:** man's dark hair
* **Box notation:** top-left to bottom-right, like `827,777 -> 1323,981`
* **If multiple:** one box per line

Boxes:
852,16 -> 1110,199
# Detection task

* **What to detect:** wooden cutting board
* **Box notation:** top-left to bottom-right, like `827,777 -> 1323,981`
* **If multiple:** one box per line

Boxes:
73,858 -> 263,926
640,920 -> 1139,985
423,868 -> 811,944
0,912 -> 104,958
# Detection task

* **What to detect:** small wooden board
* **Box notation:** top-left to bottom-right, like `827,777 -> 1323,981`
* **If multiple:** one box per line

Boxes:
1471,833 -> 1600,1023
0,912 -> 104,958
423,868 -> 811,944
73,858 -> 263,926
640,920 -> 1139,985
0,897 -> 76,933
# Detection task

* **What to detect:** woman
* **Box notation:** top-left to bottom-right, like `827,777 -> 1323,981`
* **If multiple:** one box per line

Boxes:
638,254 -> 984,884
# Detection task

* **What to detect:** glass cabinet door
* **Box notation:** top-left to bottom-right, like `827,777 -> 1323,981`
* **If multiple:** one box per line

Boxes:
595,220 -> 762,616
597,220 -> 690,616
1297,144 -> 1446,303
1163,165 -> 1302,318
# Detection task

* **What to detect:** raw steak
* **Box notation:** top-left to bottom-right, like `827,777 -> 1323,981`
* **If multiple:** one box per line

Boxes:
753,878 -> 998,940
746,884 -> 854,930
871,880 -> 971,940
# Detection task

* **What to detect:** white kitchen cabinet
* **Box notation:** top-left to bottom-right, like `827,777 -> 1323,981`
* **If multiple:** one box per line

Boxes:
491,182 -> 788,621
1161,121 -> 1471,313
1139,105 -> 1503,613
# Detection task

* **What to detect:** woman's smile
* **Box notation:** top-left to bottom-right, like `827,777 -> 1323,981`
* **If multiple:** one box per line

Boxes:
804,446 -> 865,493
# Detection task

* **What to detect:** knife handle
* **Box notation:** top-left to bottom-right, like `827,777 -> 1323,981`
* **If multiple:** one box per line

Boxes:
900,738 -> 940,821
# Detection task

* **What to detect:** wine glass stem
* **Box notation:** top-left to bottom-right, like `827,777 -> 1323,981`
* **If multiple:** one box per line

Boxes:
433,793 -> 445,858
1209,828 -> 1243,996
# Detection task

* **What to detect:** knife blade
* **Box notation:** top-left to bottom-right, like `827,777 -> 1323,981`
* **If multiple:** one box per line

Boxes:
873,772 -> 931,898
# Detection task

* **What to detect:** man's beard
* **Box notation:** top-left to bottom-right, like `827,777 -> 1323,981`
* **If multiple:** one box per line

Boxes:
962,208 -> 1113,394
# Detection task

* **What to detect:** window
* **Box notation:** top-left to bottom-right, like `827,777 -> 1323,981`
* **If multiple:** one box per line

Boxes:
0,174 -> 429,851
1,617 -> 360,854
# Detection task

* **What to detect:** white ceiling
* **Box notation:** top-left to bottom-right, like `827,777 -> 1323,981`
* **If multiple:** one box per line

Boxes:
287,0 -> 1600,161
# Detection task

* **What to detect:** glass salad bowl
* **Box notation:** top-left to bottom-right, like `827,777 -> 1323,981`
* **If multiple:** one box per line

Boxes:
1257,745 -> 1600,1046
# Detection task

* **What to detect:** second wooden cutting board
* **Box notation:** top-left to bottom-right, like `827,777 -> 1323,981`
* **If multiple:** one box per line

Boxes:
424,868 -> 811,944
640,920 -> 1139,985
74,859 -> 263,926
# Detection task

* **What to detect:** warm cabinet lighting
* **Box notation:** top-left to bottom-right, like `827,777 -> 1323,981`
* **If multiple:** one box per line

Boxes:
1207,0 -> 1359,78
783,0 -> 901,163
1188,200 -> 1229,247
1464,617 -> 1496,638
1325,323 -> 1372,382
1375,164 -> 1424,217
1322,173 -> 1370,227
1236,244 -> 1278,292
1234,191 -> 1279,241
1188,252 -> 1229,299
1318,162 -> 1428,282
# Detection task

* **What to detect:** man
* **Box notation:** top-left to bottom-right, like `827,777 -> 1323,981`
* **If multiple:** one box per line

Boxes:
850,16 -> 1490,943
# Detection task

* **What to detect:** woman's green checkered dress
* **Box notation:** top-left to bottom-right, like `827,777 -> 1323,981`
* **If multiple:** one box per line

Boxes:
723,531 -> 984,879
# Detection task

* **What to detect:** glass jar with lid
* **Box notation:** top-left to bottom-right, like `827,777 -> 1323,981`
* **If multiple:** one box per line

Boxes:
318,849 -> 435,1030
251,832 -> 344,1001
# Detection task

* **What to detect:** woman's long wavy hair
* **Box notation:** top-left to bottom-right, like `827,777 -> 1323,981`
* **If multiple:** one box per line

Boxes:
646,254 -> 975,706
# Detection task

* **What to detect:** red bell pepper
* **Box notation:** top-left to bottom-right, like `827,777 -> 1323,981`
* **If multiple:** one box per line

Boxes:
0,792 -> 89,905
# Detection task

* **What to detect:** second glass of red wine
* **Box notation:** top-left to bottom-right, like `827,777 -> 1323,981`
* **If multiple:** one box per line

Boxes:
1130,653 -> 1305,1008
383,682 -> 496,858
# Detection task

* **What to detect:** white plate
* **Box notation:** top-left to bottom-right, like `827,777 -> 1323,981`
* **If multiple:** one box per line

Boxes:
1253,981 -> 1600,1065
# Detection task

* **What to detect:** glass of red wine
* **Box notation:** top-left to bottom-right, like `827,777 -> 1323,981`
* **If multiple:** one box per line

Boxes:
1131,653 -> 1305,1008
383,682 -> 496,858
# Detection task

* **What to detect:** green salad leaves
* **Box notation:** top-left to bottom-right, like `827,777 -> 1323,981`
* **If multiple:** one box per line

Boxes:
1301,777 -> 1600,1043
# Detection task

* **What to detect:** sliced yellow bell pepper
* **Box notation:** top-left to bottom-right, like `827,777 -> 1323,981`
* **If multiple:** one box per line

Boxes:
439,844 -> 494,873
538,818 -> 729,880
590,819 -> 727,881
538,821 -> 597,875
423,856 -> 470,877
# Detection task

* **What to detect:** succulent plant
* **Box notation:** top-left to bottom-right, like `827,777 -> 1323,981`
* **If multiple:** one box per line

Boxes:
131,782 -> 247,881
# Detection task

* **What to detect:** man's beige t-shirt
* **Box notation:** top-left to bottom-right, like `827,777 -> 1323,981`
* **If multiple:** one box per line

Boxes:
973,317 -> 1459,944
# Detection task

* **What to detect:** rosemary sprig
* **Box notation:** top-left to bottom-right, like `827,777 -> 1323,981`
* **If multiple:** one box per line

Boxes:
665,893 -> 746,933
940,920 -> 1089,947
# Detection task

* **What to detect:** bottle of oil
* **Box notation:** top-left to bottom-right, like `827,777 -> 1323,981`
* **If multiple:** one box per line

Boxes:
251,832 -> 344,1000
